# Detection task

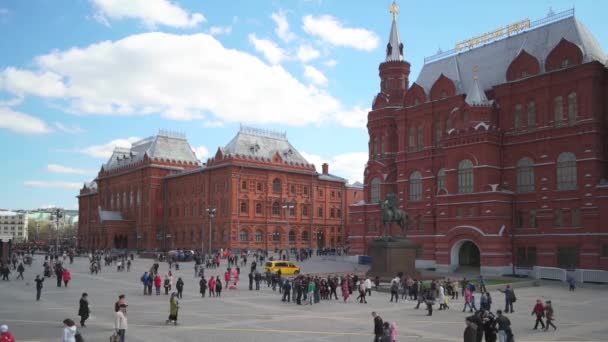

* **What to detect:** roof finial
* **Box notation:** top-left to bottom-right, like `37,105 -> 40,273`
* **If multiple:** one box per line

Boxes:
473,65 -> 479,80
390,1 -> 400,21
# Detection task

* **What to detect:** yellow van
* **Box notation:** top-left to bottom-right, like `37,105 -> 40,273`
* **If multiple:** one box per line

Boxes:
264,261 -> 301,275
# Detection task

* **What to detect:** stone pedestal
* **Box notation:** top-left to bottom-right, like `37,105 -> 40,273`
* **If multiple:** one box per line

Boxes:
368,237 -> 420,279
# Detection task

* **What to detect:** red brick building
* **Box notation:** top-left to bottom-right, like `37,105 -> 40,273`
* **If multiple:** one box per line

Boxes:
348,9 -> 608,274
78,127 -> 362,252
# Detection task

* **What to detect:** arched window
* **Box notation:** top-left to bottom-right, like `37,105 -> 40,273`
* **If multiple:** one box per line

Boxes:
568,92 -> 577,124
458,159 -> 474,194
409,171 -> 422,201
255,203 -> 262,214
408,126 -> 416,151
272,178 -> 281,193
302,231 -> 309,241
446,115 -> 453,132
255,230 -> 263,242
271,202 -> 280,216
370,178 -> 381,204
239,230 -> 249,242
240,201 -> 248,213
557,152 -> 577,190
273,230 -> 281,242
514,104 -> 522,130
516,158 -> 535,193
437,169 -> 446,191
373,137 -> 379,157
554,96 -> 563,126
289,230 -> 296,243
527,100 -> 536,128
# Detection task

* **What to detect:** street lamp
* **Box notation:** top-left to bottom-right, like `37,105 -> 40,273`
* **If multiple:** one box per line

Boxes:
206,207 -> 216,256
51,208 -> 63,254
282,202 -> 294,251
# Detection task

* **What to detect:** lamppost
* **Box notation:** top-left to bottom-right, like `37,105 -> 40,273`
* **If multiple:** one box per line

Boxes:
51,208 -> 63,253
206,207 -> 216,256
282,202 -> 294,253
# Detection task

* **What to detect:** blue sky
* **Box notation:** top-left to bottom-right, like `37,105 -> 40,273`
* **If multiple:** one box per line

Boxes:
0,0 -> 606,210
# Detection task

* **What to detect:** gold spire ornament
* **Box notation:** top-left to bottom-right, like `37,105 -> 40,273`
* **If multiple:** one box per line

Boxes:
390,1 -> 400,20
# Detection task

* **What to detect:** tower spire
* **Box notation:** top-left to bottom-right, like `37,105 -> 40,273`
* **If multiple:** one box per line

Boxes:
386,1 -> 404,62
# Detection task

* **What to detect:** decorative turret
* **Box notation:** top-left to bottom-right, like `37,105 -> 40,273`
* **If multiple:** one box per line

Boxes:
377,1 -> 410,107
465,67 -> 491,107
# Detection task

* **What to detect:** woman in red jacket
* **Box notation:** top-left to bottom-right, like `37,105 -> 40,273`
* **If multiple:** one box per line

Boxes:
62,269 -> 71,287
154,274 -> 162,295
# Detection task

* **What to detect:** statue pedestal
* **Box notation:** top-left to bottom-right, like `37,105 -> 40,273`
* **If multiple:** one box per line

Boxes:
368,237 -> 420,279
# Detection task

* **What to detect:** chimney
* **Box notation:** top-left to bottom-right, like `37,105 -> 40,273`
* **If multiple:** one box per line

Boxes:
322,163 -> 329,175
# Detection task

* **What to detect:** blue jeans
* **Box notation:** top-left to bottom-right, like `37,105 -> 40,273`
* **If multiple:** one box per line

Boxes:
118,329 -> 125,342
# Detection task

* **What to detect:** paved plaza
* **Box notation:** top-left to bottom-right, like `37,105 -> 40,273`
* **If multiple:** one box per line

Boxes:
0,256 -> 607,342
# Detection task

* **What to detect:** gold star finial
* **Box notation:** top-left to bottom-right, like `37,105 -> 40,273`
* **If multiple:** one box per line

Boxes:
390,1 -> 400,20
473,65 -> 479,80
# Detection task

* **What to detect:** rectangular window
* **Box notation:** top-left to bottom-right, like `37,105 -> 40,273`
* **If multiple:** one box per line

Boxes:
568,93 -> 577,124
290,185 -> 296,194
514,104 -> 522,130
557,247 -> 579,270
530,209 -> 537,228
257,182 -> 262,191
331,191 -> 335,199
330,208 -> 335,218
554,209 -> 563,227
515,210 -> 524,228
241,181 -> 247,190
417,126 -> 424,150
337,209 -> 342,218
240,201 -> 248,214
408,126 -> 416,151
602,245 -> 608,258
571,208 -> 581,227
469,207 -> 477,217
303,186 -> 308,195
554,96 -> 563,126
318,207 -> 323,218
289,206 -> 295,217
527,100 -> 536,128
516,247 -> 537,267
456,208 -> 464,217
302,206 -> 308,217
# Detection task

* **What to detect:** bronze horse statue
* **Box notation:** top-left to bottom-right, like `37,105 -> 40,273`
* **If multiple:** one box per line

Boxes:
381,198 -> 408,237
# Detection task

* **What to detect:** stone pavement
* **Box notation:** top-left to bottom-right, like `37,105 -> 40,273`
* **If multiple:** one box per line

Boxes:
0,255 -> 606,342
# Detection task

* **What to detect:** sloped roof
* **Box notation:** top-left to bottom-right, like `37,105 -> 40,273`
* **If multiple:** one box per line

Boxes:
104,131 -> 199,171
417,14 -> 606,95
318,173 -> 347,183
222,126 -> 312,166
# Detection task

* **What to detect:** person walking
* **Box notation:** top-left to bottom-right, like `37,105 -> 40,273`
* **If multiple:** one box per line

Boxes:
372,312 -> 383,342
208,276 -> 216,297
63,269 -> 71,287
166,292 -> 179,325
114,304 -> 128,342
357,280 -> 367,304
365,277 -> 372,297
154,274 -> 162,295
341,277 -> 350,302
35,275 -> 44,301
163,274 -> 171,295
78,293 -> 90,328
464,317 -> 478,342
254,272 -> 261,290
62,319 -> 77,342
531,299 -> 546,330
438,285 -> 446,310
478,275 -> 487,293
199,276 -> 207,298
482,311 -> 497,342
0,325 -> 16,342
215,277 -> 223,297
282,280 -> 291,302
307,278 -> 315,305
463,288 -> 474,313
176,278 -> 184,299
16,263 -> 24,280
544,300 -> 556,331
389,276 -> 399,303
566,275 -> 576,291
248,272 -> 254,290
498,285 -> 516,313
140,272 -> 149,295
495,310 -> 513,342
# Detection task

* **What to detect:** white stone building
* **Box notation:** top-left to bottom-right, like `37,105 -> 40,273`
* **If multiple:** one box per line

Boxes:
0,210 -> 28,242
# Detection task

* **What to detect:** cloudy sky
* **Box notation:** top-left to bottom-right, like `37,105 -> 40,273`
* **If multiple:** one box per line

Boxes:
0,0 -> 606,210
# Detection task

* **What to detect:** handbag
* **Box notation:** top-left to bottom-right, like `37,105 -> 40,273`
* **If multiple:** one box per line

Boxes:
109,333 -> 118,342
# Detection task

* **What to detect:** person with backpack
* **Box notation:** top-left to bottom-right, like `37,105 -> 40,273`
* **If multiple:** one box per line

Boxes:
140,272 -> 149,295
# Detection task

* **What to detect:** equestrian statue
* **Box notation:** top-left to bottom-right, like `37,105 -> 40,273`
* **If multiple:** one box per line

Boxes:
381,193 -> 408,237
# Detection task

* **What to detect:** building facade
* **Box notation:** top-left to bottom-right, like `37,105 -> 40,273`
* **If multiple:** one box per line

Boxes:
78,128 -> 361,252
0,210 -> 28,243
348,8 -> 608,274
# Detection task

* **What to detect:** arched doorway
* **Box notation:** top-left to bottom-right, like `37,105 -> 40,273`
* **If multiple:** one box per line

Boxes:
451,240 -> 481,272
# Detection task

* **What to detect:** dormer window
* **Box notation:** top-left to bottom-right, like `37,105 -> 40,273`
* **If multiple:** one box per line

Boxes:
520,69 -> 528,78
440,90 -> 448,99
561,58 -> 570,68
414,98 -> 420,106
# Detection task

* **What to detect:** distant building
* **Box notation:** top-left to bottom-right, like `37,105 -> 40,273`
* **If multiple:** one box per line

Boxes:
0,210 -> 28,242
78,127 -> 360,252
348,8 -> 608,274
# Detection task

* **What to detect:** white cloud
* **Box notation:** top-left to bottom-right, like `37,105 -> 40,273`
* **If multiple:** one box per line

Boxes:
0,107 -> 52,134
334,106 -> 369,128
324,59 -> 337,67
202,120 -> 224,128
248,34 -> 286,65
297,45 -> 320,62
194,145 -> 210,160
24,181 -> 83,189
300,151 -> 367,183
91,0 -> 205,28
208,26 -> 232,36
303,65 -> 328,86
40,204 -> 58,209
80,137 -> 140,159
271,10 -> 295,42
54,122 -> 85,134
2,32 -> 364,127
0,67 -> 66,97
47,164 -> 95,175
302,15 -> 379,51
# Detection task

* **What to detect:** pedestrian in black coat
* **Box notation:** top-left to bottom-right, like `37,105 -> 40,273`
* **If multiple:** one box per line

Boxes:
176,277 -> 184,299
372,312 -> 383,342
199,277 -> 207,297
35,275 -> 44,300
78,292 -> 90,327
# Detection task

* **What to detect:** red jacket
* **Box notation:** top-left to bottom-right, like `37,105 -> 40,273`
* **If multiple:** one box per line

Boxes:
1,331 -> 16,342
532,302 -> 545,316
154,276 -> 162,287
63,270 -> 71,282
